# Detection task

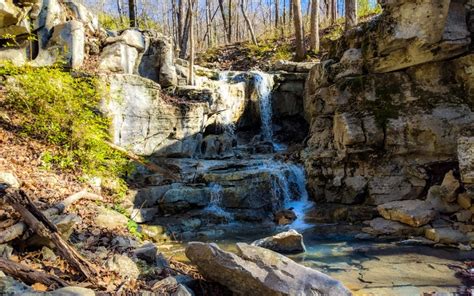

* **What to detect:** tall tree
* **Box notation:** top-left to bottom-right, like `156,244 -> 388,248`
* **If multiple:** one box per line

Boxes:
309,0 -> 320,52
228,0 -> 233,43
188,0 -> 195,85
274,0 -> 279,29
218,0 -> 231,43
240,0 -> 258,45
292,0 -> 305,60
330,0 -> 336,24
116,0 -> 125,25
344,0 -> 357,30
128,0 -> 137,27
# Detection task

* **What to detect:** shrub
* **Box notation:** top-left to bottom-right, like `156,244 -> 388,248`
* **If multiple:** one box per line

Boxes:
1,64 -> 130,197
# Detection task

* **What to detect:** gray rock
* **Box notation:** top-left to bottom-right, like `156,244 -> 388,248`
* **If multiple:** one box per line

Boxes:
131,208 -> 158,223
133,243 -> 158,263
93,206 -> 128,230
458,136 -> 474,185
0,172 -> 19,189
377,200 -> 437,227
105,254 -> 140,280
425,227 -> 469,244
0,244 -> 13,259
185,242 -> 351,296
362,218 -> 425,237
51,286 -> 96,295
98,42 -> 139,74
0,276 -> 32,295
251,229 -> 306,254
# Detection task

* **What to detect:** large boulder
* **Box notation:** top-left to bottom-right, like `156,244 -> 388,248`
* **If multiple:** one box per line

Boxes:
185,242 -> 351,296
251,229 -> 306,254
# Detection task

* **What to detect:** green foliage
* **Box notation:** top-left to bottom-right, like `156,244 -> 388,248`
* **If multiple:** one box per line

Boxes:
358,0 -> 382,17
98,13 -> 161,32
2,63 -> 130,196
127,220 -> 143,239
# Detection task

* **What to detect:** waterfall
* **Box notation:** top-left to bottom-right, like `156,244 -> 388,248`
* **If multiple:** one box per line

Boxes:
215,72 -> 238,136
252,71 -> 275,143
205,183 -> 233,221
252,71 -> 288,151
259,161 -> 312,230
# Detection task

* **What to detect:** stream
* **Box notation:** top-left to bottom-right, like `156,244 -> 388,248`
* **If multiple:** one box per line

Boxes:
148,71 -> 473,295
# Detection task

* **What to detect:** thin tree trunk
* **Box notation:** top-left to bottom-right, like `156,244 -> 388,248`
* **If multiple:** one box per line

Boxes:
188,0 -> 195,85
218,0 -> 231,43
128,0 -> 137,27
116,0 -> 125,25
178,0 -> 185,48
206,0 -> 212,46
292,0 -> 305,61
275,0 -> 279,29
240,0 -> 258,45
344,0 -> 357,30
330,0 -> 336,24
228,0 -> 233,43
309,0 -> 320,52
180,8 -> 190,58
0,257 -> 68,287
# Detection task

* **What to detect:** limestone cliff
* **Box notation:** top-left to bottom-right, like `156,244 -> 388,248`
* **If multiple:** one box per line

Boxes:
303,0 -> 474,240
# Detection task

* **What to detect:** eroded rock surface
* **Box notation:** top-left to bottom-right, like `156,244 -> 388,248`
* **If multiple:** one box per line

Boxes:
185,242 -> 351,296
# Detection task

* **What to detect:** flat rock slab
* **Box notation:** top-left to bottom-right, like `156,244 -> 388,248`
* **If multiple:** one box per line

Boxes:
185,242 -> 351,296
377,200 -> 437,227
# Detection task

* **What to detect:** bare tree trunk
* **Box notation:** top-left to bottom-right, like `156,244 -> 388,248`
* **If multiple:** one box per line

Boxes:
240,0 -> 258,45
218,0 -> 231,43
116,0 -> 125,25
275,0 -> 279,29
309,0 -> 320,52
178,0 -> 185,47
180,8 -> 190,58
206,0 -> 212,46
128,0 -> 137,27
188,0 -> 195,85
330,0 -> 336,24
292,0 -> 305,61
344,0 -> 357,30
228,0 -> 233,43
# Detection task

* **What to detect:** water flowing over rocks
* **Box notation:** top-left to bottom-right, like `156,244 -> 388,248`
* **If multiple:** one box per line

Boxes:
185,242 -> 351,296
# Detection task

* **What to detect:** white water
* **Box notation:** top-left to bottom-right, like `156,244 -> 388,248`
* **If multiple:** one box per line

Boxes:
205,183 -> 233,221
252,71 -> 275,143
259,161 -> 313,231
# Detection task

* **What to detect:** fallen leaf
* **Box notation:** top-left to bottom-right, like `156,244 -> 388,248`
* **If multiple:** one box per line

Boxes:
32,283 -> 48,291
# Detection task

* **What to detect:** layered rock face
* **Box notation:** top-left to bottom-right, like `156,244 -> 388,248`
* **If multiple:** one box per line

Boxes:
303,0 -> 474,242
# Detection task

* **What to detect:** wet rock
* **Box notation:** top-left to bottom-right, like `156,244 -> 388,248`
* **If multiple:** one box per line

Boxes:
377,200 -> 437,227
252,229 -> 306,254
93,206 -> 128,230
186,242 -> 351,296
159,187 -> 210,214
453,210 -> 472,223
425,227 -> 469,244
274,209 -> 297,225
140,225 -> 169,242
0,172 -> 19,189
105,254 -> 140,280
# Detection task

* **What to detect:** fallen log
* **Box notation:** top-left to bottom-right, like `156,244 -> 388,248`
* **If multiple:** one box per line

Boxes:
0,190 -> 102,244
0,257 -> 68,287
1,188 -> 99,282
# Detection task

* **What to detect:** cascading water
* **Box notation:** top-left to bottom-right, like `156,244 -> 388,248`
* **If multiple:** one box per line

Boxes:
205,183 -> 233,221
259,161 -> 313,231
252,71 -> 275,143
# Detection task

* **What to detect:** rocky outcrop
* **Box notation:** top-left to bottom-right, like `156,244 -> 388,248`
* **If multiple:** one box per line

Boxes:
251,229 -> 306,254
303,0 -> 474,242
185,242 -> 351,296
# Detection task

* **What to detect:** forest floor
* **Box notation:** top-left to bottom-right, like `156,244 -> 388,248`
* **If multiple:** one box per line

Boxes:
0,120 -> 226,294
